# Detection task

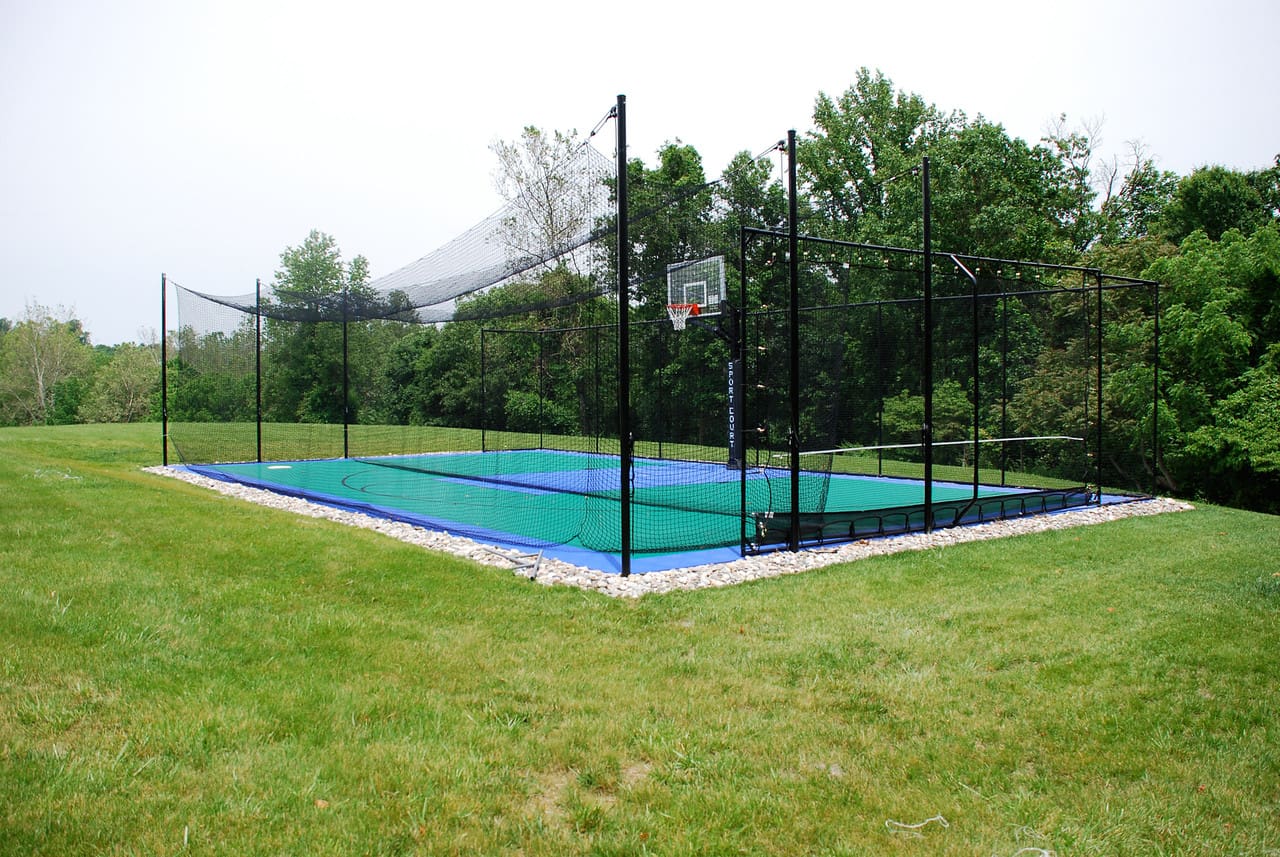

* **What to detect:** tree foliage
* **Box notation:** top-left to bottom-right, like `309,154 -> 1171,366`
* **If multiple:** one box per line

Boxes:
1181,366 -> 1280,513
79,343 -> 160,423
925,119 -> 1082,262
1136,224 -> 1280,499
1097,141 -> 1180,245
798,68 -> 955,240
1161,164 -> 1276,242
262,230 -> 376,424
489,126 -> 606,272
164,323 -> 256,423
882,380 -> 975,464
621,141 -> 717,314
0,302 -> 94,426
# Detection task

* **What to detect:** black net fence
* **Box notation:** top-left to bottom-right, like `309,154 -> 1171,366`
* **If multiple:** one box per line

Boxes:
163,106 -> 1163,566
739,231 -> 1161,547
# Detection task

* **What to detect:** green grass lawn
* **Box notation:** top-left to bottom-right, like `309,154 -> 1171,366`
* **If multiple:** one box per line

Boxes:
2,424 -> 1278,855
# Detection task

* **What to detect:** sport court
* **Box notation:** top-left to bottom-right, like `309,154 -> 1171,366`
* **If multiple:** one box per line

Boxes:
185,449 -> 1067,574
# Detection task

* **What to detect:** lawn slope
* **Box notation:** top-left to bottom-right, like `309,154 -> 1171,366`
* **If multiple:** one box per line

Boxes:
2,424 -> 1277,855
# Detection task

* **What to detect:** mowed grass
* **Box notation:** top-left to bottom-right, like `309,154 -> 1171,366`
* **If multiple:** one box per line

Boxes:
2,424 -> 1278,856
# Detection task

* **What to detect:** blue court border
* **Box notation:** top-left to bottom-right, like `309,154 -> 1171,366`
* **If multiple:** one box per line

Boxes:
182,455 -> 1117,576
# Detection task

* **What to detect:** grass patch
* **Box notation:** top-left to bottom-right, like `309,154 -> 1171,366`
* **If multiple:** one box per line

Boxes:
1,423 -> 1278,855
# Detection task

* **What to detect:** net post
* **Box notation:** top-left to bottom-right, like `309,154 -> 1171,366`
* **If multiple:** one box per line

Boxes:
1000,289 -> 1009,486
160,272 -> 168,466
876,301 -> 885,477
616,93 -> 632,577
948,254 -> 980,503
972,264 -> 979,496
787,129 -> 801,552
1095,270 -> 1104,503
538,330 -> 546,449
592,326 -> 601,454
480,328 -> 488,452
1152,277 -> 1161,494
342,289 -> 350,459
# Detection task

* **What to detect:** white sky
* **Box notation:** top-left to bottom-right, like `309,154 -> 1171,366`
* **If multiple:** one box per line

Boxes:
1,0 -> 1277,345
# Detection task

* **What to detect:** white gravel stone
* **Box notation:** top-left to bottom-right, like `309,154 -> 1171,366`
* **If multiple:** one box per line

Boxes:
145,465 -> 1193,598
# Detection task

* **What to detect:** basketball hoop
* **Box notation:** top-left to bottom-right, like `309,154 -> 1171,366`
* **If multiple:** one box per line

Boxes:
667,302 -> 699,331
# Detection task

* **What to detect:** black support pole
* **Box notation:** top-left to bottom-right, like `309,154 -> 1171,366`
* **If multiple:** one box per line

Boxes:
616,94 -> 632,577
1095,272 -> 1104,502
787,130 -> 801,552
922,157 -> 934,531
947,255 -> 980,504
593,328 -> 601,454
161,273 -> 168,466
971,263 -> 979,496
938,254 -> 981,527
739,225 -> 748,557
538,330 -> 546,449
255,278 -> 262,463
342,292 -> 350,460
1000,290 -> 1009,486
1153,279 -> 1161,493
480,328 -> 488,452
877,301 -> 885,476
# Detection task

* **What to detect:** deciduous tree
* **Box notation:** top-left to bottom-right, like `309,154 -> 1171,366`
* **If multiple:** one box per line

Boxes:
1161,165 -> 1270,242
490,126 -> 610,272
798,68 -> 955,241
262,230 -> 375,424
1097,140 -> 1179,245
80,342 -> 160,423
0,302 -> 93,425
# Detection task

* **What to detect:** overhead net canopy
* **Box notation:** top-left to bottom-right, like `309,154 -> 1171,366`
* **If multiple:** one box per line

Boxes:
367,140 -> 617,322
182,137 -> 618,326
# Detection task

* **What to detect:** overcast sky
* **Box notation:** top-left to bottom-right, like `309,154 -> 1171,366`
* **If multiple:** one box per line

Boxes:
2,0 -> 1277,345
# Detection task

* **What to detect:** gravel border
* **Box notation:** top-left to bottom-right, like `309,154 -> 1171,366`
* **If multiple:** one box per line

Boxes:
145,465 -> 1193,598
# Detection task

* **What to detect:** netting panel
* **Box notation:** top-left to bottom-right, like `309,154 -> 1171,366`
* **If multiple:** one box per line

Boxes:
163,112 -> 1161,563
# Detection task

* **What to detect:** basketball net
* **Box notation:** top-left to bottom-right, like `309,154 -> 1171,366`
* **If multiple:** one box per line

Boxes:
667,302 -> 699,331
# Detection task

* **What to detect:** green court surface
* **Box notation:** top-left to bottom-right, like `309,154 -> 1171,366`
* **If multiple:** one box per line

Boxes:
187,449 -> 1023,573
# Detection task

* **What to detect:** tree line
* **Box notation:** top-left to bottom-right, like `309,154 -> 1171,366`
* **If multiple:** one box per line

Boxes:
0,304 -> 158,426
7,68 -> 1277,512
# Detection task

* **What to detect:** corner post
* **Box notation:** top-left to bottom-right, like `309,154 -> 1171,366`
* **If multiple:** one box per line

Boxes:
161,273 -> 168,465
739,225 -> 749,557
616,94 -> 632,577
787,130 -> 801,552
